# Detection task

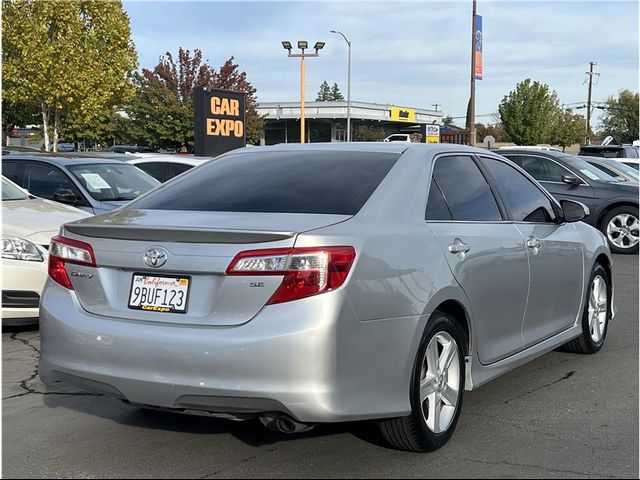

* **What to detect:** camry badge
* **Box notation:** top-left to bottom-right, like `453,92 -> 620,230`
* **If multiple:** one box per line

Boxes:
144,248 -> 168,268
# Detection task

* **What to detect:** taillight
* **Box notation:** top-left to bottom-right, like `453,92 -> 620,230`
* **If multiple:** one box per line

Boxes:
48,235 -> 97,290
227,246 -> 356,304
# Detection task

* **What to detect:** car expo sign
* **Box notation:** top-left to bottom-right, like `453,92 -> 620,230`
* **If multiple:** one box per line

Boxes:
390,106 -> 416,123
194,87 -> 246,156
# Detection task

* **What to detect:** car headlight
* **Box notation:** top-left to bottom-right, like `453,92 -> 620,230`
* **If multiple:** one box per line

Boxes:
2,235 -> 45,262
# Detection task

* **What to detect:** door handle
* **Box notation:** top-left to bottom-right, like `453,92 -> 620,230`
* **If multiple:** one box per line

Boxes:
526,236 -> 542,251
448,239 -> 470,255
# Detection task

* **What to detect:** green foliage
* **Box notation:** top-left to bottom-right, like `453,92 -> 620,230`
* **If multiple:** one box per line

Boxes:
123,49 -> 264,150
551,110 -> 586,151
1,99 -> 39,144
498,79 -> 561,145
352,124 -> 385,142
316,81 -> 332,101
598,89 -> 639,144
316,81 -> 344,101
331,83 -> 344,101
475,122 -> 505,143
442,115 -> 456,127
2,0 -> 138,150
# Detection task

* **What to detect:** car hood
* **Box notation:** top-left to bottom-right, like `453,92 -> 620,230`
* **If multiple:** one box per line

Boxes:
3,197 -> 90,242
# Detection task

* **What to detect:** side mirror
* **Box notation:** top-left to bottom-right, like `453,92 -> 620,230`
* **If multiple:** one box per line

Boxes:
562,175 -> 583,186
53,188 -> 79,205
561,200 -> 589,223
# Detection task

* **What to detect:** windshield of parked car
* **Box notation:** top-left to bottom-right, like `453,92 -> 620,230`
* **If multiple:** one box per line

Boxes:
562,155 -> 619,182
66,163 -> 160,201
131,150 -> 401,215
2,177 -> 29,200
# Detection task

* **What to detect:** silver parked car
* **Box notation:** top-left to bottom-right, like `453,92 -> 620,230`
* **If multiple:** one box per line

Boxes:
39,143 -> 613,452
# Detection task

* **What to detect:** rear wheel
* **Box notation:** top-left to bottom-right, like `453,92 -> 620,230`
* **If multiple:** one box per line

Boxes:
379,312 -> 466,452
601,206 -> 639,254
561,263 -> 610,354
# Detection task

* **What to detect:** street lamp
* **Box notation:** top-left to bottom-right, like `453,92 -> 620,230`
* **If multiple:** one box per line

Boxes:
330,30 -> 352,142
282,39 -> 325,144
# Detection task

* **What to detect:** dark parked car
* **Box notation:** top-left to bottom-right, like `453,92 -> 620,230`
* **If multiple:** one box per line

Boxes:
2,154 -> 160,215
582,156 -> 640,184
578,144 -> 639,160
107,145 -> 155,154
498,149 -> 639,254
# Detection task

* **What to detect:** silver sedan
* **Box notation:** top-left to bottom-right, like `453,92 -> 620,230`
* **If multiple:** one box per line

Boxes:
39,143 -> 613,452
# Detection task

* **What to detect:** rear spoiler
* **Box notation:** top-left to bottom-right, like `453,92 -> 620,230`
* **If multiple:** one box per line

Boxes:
63,224 -> 294,244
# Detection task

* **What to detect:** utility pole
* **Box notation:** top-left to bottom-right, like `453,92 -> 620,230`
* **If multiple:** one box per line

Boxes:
431,103 -> 441,112
585,61 -> 599,145
468,0 -> 477,146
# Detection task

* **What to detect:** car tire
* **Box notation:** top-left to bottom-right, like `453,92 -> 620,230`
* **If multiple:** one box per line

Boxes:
561,263 -> 610,354
600,206 -> 639,254
378,311 -> 466,452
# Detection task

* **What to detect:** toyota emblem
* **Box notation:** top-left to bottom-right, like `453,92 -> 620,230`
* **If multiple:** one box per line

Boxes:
144,248 -> 168,268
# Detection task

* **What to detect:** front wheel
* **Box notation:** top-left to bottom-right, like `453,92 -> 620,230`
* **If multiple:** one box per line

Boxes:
601,206 -> 639,254
378,312 -> 466,452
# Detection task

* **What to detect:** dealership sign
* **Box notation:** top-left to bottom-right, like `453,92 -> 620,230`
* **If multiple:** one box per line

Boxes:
474,15 -> 483,80
194,87 -> 246,156
390,106 -> 417,123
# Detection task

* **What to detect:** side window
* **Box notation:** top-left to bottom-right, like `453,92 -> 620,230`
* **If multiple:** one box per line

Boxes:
24,163 -> 81,201
135,162 -> 167,182
517,155 -> 575,183
625,146 -> 639,159
425,178 -> 452,220
481,157 -> 557,223
168,163 -> 193,179
431,155 -> 502,221
1,161 -> 21,184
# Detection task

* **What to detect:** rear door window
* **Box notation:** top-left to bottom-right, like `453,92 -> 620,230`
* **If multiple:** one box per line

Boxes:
167,163 -> 193,179
23,162 -> 82,201
429,155 -> 502,221
425,178 -> 453,220
132,151 -> 400,215
135,162 -> 167,182
1,161 -> 21,184
513,155 -> 576,183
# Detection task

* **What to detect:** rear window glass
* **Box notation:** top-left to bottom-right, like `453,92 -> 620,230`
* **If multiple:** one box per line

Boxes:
131,151 -> 400,215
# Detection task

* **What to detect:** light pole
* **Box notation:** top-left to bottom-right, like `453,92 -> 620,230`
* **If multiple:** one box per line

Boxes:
282,40 -> 325,144
331,30 -> 352,142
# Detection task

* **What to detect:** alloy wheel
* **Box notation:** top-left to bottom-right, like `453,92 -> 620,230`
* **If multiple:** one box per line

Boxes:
419,332 -> 460,434
606,213 -> 640,249
588,274 -> 608,343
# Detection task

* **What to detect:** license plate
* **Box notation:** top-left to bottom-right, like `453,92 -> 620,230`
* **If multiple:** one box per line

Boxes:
128,274 -> 191,314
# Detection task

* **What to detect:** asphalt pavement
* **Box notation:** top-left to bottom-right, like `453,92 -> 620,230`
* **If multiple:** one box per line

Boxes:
2,255 -> 638,478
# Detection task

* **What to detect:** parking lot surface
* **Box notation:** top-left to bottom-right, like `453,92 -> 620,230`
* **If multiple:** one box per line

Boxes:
2,255 -> 638,479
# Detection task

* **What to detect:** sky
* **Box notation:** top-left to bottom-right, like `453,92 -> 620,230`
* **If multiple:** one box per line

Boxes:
123,0 -> 639,127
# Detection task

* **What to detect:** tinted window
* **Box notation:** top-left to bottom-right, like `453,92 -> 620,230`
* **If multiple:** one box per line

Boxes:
136,162 -> 167,182
510,155 -> 575,183
67,163 -> 159,201
587,162 -> 624,180
24,163 -> 79,200
425,178 -> 452,220
624,146 -> 639,158
482,157 -> 556,223
132,151 -> 400,215
2,161 -> 20,183
167,163 -> 193,179
431,155 -> 502,221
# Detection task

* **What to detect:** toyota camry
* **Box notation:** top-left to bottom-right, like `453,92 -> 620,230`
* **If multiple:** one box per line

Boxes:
39,143 -> 613,452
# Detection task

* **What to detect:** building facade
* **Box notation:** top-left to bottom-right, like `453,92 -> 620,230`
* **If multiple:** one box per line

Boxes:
257,101 -> 442,144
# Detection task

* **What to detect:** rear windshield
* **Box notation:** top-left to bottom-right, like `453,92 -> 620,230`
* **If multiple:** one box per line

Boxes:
578,147 -> 625,159
2,177 -> 28,200
131,150 -> 400,215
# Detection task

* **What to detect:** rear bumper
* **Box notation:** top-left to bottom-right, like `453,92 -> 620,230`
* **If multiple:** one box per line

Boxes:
39,281 -> 419,423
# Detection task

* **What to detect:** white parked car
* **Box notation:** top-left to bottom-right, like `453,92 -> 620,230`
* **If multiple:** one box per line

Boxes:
498,145 -> 562,152
126,155 -> 212,183
2,176 -> 90,326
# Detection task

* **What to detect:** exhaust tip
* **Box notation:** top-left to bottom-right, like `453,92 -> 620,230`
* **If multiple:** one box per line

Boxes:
259,413 -> 315,434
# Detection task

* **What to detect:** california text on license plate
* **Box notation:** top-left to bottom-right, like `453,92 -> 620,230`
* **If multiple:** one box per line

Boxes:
128,274 -> 191,314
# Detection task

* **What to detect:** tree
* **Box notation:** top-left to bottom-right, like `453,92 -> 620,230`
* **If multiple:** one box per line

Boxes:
442,115 -> 456,127
352,124 -> 385,142
2,0 -> 137,151
316,81 -> 344,101
126,49 -> 264,151
2,99 -> 39,145
498,79 -> 561,145
331,83 -> 344,101
598,89 -> 639,144
316,81 -> 332,101
551,110 -> 586,151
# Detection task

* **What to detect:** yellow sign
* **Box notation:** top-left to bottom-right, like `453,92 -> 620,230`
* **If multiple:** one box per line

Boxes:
390,106 -> 416,123
426,125 -> 440,143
